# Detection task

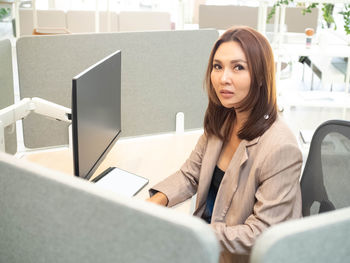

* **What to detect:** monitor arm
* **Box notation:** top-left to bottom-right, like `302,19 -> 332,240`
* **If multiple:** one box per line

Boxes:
0,97 -> 71,152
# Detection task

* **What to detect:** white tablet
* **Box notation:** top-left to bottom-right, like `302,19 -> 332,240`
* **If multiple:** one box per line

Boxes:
92,167 -> 149,197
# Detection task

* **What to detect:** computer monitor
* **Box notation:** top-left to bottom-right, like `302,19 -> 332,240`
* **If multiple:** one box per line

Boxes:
72,50 -> 122,180
71,50 -> 148,197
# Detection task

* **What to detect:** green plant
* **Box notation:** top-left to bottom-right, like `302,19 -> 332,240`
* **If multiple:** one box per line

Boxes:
301,3 -> 318,15
267,0 -> 293,23
300,3 -> 336,29
0,7 -> 11,21
267,1 -> 319,23
267,1 -> 350,35
322,3 -> 336,29
339,4 -> 350,35
267,1 -> 322,23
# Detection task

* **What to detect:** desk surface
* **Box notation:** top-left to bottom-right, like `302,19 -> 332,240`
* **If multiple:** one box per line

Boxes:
279,43 -> 350,58
23,130 -> 203,214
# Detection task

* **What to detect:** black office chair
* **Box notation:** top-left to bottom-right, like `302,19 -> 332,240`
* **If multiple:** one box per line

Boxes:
301,120 -> 350,216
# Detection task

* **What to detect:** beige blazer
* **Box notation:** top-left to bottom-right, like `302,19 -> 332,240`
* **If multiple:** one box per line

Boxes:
150,116 -> 302,263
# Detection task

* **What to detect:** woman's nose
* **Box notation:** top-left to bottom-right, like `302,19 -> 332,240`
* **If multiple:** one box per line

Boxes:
220,69 -> 232,84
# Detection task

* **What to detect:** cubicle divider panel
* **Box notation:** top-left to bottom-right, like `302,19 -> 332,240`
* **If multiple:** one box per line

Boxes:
118,11 -> 171,32
16,29 -> 218,149
0,152 -> 220,263
0,39 -> 17,154
199,5 -> 258,30
284,7 -> 318,33
65,10 -> 96,33
250,207 -> 350,263
199,5 -> 318,34
19,9 -> 67,36
66,11 -> 119,33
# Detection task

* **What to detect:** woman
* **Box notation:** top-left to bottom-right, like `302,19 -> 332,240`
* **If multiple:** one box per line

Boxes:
147,26 -> 302,263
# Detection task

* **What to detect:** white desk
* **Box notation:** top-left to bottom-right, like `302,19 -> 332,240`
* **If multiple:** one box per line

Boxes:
281,90 -> 350,109
22,129 -> 203,214
275,32 -> 350,93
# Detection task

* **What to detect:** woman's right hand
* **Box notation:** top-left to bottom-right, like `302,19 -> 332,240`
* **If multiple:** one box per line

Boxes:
146,192 -> 169,206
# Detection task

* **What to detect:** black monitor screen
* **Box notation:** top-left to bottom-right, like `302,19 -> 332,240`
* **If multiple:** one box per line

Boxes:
72,50 -> 121,180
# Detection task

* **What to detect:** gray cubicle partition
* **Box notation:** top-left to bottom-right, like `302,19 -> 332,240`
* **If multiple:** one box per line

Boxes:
250,207 -> 350,263
199,5 -> 258,30
276,7 -> 319,33
199,5 -> 318,33
261,7 -> 318,33
16,29 -> 218,149
0,152 -> 220,263
0,39 -> 17,154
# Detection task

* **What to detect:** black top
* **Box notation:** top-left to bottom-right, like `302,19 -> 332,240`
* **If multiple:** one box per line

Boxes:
201,165 -> 225,224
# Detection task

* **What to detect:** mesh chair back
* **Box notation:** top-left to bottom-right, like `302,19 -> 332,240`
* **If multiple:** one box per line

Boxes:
301,120 -> 350,216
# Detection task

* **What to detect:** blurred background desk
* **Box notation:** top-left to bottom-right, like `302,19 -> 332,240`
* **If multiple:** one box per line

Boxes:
275,32 -> 350,93
23,129 -> 203,214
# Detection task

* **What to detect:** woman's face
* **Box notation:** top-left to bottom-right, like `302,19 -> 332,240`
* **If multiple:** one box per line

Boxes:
210,41 -> 251,109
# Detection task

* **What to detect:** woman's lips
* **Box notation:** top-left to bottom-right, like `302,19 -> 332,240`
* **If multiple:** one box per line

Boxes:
220,89 -> 234,98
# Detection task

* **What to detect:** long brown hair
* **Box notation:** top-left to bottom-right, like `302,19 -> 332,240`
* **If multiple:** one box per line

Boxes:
204,26 -> 277,141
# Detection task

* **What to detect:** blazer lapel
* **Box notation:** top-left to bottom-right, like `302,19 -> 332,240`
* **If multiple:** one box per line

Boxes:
193,136 -> 222,215
211,137 -> 259,222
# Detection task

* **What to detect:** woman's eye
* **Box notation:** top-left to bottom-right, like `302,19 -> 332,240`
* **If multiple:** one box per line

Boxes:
213,64 -> 222,70
234,64 -> 244,71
